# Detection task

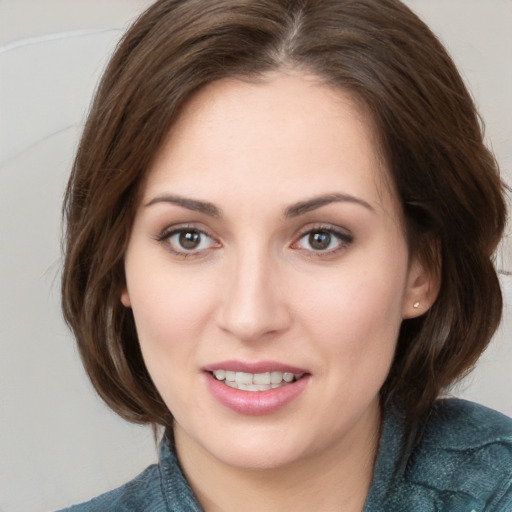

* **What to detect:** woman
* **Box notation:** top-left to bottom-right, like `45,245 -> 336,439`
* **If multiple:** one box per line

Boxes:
59,0 -> 511,510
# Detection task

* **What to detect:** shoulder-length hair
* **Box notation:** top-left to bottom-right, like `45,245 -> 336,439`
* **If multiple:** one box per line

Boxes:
62,0 -> 507,438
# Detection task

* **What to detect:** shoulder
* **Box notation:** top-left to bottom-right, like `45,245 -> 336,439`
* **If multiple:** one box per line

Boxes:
406,398 -> 512,511
55,464 -> 167,512
423,398 -> 512,450
55,435 -> 202,512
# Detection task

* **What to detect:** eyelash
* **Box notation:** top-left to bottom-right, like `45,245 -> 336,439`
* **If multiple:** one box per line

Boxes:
291,225 -> 354,258
156,225 -> 219,258
155,224 -> 354,259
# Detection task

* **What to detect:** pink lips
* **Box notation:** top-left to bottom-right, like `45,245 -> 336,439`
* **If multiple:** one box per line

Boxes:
202,360 -> 311,415
203,360 -> 308,374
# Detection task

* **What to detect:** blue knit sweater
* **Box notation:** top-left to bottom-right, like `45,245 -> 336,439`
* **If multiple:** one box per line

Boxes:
59,399 -> 512,511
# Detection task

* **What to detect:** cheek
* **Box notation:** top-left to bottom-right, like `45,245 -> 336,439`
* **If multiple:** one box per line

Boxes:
301,269 -> 405,325
127,271 -> 217,412
126,266 -> 216,366
293,259 -> 407,366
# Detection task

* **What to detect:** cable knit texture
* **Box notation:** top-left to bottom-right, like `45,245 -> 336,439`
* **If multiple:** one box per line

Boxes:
57,399 -> 512,511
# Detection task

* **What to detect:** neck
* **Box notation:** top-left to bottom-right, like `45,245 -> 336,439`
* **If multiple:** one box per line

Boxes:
174,403 -> 381,512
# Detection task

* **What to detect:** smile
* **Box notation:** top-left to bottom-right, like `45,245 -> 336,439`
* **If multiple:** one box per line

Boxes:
212,370 -> 305,391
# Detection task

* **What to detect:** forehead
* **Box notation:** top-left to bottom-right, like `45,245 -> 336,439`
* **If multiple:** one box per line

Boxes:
144,72 -> 396,216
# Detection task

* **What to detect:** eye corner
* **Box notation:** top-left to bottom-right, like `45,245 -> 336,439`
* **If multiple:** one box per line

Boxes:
156,225 -> 221,258
291,225 -> 354,257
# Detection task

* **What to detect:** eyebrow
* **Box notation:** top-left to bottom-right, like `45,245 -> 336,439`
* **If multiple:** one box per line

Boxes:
284,193 -> 375,217
144,195 -> 222,217
144,192 -> 374,218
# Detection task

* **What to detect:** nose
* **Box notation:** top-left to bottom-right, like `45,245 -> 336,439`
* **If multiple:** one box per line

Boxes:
216,247 -> 292,343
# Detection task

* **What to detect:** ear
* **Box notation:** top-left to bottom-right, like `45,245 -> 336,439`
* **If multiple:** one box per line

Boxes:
121,288 -> 131,308
402,255 -> 440,319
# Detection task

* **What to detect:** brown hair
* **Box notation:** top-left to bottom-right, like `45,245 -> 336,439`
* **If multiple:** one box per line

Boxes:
62,0 -> 507,439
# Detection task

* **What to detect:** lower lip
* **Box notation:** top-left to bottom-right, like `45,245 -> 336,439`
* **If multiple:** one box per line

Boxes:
205,373 -> 311,415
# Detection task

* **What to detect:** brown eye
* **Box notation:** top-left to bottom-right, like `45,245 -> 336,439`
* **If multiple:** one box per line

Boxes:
308,231 -> 332,251
293,227 -> 353,255
160,228 -> 218,255
179,230 -> 201,250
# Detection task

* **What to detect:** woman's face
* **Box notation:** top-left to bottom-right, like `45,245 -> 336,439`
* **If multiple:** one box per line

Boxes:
122,73 -> 427,471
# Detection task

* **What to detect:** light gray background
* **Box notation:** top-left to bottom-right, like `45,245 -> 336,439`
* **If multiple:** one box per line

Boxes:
0,1 -> 510,511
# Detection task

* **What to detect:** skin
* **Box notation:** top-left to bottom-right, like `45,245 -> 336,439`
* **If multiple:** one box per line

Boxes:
121,72 -> 436,512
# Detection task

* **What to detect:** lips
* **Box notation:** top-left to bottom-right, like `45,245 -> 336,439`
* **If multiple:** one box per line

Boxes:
203,361 -> 310,414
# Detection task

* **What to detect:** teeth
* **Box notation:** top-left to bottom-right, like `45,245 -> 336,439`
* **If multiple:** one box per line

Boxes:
270,371 -> 283,384
236,371 -> 253,385
214,369 -> 226,380
253,372 -> 270,385
212,370 -> 304,391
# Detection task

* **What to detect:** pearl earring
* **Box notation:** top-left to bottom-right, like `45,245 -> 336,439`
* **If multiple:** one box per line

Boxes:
413,301 -> 420,309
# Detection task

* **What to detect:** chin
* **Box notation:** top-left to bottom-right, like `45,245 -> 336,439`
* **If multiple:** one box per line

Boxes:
176,420 -> 314,471
211,441 -> 309,471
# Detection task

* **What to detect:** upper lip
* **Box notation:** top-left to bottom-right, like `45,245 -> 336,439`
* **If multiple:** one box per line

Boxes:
202,360 -> 309,375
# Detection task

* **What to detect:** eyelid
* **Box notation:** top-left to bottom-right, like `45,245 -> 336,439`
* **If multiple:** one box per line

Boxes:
290,224 -> 354,256
156,224 -> 221,257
